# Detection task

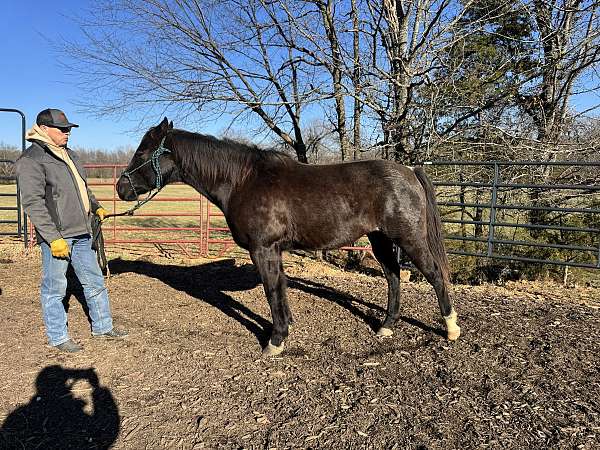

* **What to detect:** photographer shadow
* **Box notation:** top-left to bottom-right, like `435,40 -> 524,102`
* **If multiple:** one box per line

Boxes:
0,365 -> 119,450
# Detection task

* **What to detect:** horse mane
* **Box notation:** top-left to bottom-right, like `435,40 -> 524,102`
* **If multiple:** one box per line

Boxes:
170,129 -> 293,186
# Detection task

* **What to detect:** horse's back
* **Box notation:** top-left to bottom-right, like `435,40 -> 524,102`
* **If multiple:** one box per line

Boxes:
289,158 -> 418,191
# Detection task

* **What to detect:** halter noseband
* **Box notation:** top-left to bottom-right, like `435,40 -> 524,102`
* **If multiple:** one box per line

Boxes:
117,135 -> 172,216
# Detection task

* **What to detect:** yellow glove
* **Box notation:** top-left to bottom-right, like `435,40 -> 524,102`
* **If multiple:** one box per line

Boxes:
50,239 -> 70,258
96,207 -> 109,221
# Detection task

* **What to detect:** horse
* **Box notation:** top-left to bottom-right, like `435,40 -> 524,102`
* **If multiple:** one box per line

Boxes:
116,118 -> 460,356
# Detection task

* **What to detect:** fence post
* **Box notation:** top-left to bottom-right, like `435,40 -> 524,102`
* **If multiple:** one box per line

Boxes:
199,195 -> 204,257
487,162 -> 499,257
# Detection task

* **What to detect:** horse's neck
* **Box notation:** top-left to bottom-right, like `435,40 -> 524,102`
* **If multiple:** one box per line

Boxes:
176,144 -> 236,212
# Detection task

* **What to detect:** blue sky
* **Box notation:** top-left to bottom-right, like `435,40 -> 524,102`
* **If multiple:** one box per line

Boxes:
0,1 -> 149,152
1,2 -> 598,153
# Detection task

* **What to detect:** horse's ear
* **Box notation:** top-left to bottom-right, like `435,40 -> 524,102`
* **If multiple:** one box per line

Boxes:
169,121 -> 173,129
150,117 -> 170,140
159,117 -> 169,132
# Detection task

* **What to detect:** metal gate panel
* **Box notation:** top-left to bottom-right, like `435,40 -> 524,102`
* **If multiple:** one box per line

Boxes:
0,108 -> 27,244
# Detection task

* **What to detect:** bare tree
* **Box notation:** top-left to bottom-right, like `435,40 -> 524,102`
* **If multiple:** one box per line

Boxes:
352,0 -> 484,163
253,0 -> 354,160
64,0 -> 329,162
64,0 -> 487,164
351,0 -> 363,159
517,0 -> 600,149
0,144 -> 19,184
62,0 -> 599,169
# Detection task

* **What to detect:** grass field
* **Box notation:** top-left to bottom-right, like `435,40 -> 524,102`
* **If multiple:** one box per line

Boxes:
0,183 -> 20,236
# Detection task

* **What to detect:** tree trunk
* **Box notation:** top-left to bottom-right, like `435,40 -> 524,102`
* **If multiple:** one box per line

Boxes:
319,0 -> 349,160
294,141 -> 308,164
351,0 -> 361,160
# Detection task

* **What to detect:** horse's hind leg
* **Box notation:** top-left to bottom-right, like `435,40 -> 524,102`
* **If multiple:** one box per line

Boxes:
280,260 -> 293,325
398,240 -> 460,340
368,231 -> 401,337
250,245 -> 290,356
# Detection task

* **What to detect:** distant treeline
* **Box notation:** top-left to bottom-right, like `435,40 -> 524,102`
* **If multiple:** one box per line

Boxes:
0,143 -> 134,182
70,147 -> 135,179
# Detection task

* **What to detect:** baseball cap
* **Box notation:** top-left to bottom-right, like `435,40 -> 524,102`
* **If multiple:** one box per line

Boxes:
36,108 -> 79,128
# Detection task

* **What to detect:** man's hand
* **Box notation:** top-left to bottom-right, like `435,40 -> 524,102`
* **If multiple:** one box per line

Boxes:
96,207 -> 109,221
50,239 -> 70,258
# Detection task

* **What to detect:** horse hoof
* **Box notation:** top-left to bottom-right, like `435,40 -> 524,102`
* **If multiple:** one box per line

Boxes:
376,327 -> 394,337
444,309 -> 460,341
447,326 -> 461,341
262,341 -> 285,357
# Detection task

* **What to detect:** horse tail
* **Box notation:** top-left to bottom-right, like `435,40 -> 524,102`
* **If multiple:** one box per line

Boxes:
414,166 -> 450,283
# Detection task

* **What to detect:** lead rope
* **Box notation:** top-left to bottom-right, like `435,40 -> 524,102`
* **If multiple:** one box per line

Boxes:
93,136 -> 172,275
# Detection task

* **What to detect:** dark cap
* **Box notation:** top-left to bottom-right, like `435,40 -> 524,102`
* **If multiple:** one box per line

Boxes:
36,108 -> 79,128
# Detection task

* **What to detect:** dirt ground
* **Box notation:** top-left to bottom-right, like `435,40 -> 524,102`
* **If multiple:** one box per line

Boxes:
0,250 -> 599,450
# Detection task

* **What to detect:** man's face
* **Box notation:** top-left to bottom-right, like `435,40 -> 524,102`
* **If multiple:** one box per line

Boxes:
42,125 -> 72,147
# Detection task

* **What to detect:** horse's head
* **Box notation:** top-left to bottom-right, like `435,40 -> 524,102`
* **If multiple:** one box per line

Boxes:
117,118 -> 179,201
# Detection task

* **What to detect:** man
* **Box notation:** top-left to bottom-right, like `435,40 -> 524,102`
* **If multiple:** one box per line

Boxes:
15,108 -> 127,353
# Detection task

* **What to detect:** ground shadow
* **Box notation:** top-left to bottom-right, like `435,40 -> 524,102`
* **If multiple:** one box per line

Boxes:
399,315 -> 446,338
0,365 -> 120,450
287,276 -> 383,332
109,258 -> 273,346
288,277 -> 445,337
109,258 -> 445,343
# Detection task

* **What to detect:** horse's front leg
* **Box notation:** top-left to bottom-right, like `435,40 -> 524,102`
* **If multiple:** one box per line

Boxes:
250,245 -> 290,356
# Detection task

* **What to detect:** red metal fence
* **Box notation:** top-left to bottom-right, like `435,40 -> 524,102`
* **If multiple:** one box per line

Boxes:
90,164 -> 211,258
54,163 -> 368,258
27,163 -> 359,258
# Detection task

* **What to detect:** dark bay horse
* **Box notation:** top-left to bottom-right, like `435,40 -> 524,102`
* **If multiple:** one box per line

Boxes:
116,118 -> 460,355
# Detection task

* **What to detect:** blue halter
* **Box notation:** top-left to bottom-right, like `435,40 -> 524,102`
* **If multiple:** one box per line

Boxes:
119,135 -> 172,214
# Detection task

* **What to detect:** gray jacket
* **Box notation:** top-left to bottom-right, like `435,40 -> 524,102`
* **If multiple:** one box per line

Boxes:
16,140 -> 101,244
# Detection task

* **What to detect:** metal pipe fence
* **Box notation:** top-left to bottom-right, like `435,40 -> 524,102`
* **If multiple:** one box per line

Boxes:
0,108 -> 26,242
16,161 -> 600,269
424,161 -> 600,269
85,164 -> 206,258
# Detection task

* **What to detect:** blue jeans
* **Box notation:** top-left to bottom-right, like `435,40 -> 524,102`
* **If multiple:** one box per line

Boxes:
40,235 -> 113,346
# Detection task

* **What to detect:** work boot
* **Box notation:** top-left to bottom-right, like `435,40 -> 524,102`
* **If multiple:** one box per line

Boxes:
93,327 -> 129,339
55,339 -> 83,353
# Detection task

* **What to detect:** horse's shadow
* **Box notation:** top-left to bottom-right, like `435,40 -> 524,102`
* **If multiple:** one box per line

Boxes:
109,258 -> 444,347
110,258 -> 272,346
287,276 -> 445,338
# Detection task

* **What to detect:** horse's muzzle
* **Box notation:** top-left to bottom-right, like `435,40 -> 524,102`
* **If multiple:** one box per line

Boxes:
116,176 -> 137,201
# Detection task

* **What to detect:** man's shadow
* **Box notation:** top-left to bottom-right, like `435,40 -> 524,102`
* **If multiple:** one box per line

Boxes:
0,365 -> 120,450
109,259 -> 444,346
